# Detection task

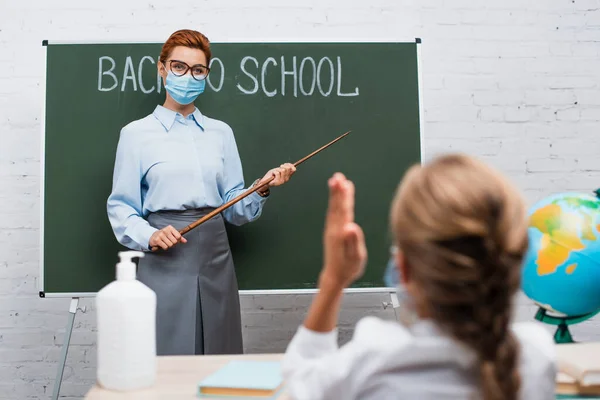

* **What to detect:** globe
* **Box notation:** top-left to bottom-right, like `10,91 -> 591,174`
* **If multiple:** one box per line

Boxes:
521,189 -> 600,342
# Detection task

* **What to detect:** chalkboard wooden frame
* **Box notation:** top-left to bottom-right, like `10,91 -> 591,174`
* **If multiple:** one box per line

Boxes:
39,39 -> 423,298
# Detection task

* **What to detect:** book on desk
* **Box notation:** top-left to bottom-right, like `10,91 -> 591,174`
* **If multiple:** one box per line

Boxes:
555,341 -> 600,396
191,342 -> 600,398
197,360 -> 284,399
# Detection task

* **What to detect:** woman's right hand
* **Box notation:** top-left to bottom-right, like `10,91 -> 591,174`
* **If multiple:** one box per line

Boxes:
149,225 -> 187,250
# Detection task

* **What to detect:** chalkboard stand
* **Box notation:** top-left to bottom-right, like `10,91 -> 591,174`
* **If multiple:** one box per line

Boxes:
382,292 -> 401,322
51,298 -> 84,400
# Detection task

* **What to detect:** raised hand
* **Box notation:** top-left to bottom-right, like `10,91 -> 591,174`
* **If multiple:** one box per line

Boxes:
321,173 -> 367,289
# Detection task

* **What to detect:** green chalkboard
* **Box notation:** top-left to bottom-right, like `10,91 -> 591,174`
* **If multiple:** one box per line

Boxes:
40,41 -> 422,296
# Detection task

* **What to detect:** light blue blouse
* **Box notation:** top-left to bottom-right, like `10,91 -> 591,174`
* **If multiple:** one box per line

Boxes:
107,105 -> 268,251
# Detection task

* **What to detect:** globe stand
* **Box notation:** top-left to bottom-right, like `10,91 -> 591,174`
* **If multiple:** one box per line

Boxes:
535,307 -> 599,344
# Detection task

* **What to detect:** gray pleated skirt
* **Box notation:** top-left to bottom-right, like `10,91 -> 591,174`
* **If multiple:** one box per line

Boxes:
137,208 -> 243,356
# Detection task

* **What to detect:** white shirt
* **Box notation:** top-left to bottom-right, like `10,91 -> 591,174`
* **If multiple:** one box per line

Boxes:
282,316 -> 556,400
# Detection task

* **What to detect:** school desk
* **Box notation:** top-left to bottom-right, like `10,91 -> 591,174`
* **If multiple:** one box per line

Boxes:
84,354 -> 289,400
84,353 -> 586,400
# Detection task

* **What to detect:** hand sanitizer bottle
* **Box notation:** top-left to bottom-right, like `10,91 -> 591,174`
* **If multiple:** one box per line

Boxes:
96,251 -> 156,391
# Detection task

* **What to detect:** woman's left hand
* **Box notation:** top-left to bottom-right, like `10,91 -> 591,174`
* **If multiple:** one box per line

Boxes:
259,163 -> 297,187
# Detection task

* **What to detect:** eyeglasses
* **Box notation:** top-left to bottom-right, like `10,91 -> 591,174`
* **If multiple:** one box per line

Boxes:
164,59 -> 210,81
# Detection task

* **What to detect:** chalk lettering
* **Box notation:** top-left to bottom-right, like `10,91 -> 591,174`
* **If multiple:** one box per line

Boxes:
261,57 -> 278,97
299,57 -> 316,96
138,56 -> 156,94
317,57 -> 334,97
207,57 -> 224,92
121,56 -> 138,92
97,54 -> 360,98
337,56 -> 359,97
237,56 -> 259,95
98,56 -> 118,92
281,56 -> 298,97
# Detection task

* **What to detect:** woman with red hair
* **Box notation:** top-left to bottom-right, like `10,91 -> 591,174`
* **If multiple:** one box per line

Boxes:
107,29 -> 295,355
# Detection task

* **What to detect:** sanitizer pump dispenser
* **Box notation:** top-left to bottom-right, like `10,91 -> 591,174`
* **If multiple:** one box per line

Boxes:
96,251 -> 157,391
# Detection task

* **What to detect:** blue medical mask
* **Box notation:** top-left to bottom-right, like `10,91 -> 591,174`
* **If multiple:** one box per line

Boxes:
384,250 -> 419,326
164,71 -> 205,105
384,256 -> 400,288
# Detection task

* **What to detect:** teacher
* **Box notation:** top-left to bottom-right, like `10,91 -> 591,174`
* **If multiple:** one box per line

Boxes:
106,29 -> 296,356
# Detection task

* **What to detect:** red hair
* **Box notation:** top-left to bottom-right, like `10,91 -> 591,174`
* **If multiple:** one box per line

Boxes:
159,29 -> 212,65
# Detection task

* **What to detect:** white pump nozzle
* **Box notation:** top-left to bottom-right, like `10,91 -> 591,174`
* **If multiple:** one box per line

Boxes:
116,251 -> 145,280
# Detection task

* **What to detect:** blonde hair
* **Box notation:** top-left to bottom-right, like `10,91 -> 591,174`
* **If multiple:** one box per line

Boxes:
390,153 -> 528,400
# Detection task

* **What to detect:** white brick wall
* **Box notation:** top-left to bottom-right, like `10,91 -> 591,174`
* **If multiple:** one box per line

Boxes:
1,0 -> 600,398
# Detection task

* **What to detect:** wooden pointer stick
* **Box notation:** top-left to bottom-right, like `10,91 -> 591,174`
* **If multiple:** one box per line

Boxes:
180,174 -> 275,236
292,130 -> 351,167
179,130 -> 351,235
150,130 -> 351,251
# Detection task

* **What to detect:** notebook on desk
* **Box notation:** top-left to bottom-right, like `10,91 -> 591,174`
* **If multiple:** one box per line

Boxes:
197,360 -> 284,399
556,342 -> 600,396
